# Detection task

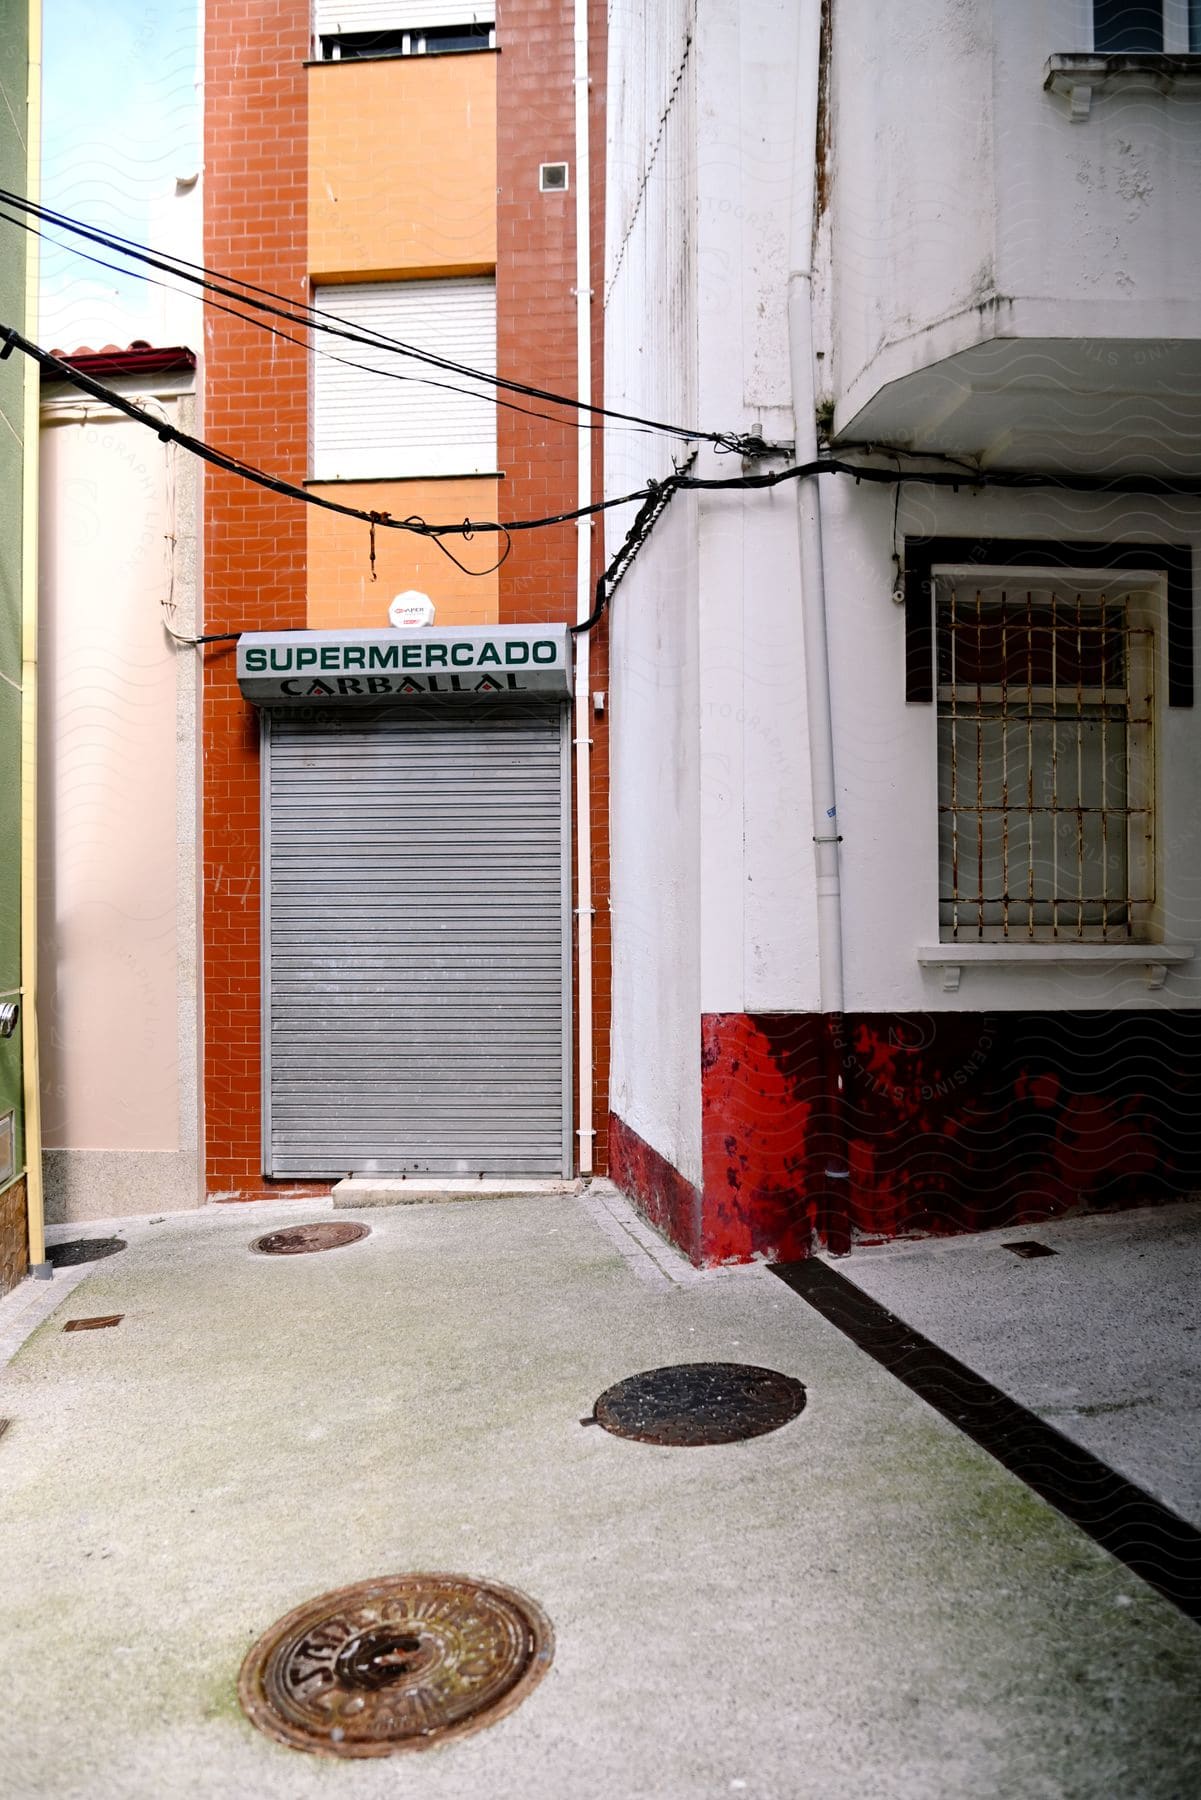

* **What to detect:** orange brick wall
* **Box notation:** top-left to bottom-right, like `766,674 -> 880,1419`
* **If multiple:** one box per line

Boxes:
308,55 -> 497,281
307,478 -> 500,628
202,0 -> 610,1191
495,0 -> 611,1171
203,0 -> 316,1199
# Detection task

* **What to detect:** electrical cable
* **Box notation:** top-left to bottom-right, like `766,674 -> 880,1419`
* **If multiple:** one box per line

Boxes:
9,320 -> 1201,636
572,461 -> 693,636
0,203 -> 664,442
1,322 -> 660,548
0,185 -> 740,448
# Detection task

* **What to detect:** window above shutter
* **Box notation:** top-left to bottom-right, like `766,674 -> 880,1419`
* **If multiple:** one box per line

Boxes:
315,1 -> 493,32
311,277 -> 497,482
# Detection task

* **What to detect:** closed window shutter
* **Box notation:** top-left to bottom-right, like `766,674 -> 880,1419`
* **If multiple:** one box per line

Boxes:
316,1 -> 493,30
311,278 -> 497,480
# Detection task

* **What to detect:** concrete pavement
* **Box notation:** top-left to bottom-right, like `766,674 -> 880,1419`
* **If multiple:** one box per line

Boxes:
0,1186 -> 1199,1799
831,1198 -> 1201,1529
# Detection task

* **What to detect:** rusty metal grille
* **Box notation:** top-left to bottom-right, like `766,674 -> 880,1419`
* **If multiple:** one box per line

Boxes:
936,581 -> 1154,942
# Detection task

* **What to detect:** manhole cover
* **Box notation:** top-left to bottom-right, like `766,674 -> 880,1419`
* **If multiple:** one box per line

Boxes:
591,1361 -> 807,1446
251,1222 -> 370,1256
238,1574 -> 553,1757
46,1237 -> 126,1267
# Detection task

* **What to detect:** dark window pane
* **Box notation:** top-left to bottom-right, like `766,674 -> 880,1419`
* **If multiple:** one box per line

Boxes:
320,24 -> 492,60
1094,1 -> 1164,52
936,603 -> 1125,690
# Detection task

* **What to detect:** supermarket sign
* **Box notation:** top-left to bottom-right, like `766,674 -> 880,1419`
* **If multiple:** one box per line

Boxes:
237,626 -> 572,704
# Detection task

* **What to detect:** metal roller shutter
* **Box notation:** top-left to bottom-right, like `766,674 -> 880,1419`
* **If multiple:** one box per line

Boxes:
311,278 -> 497,481
263,707 -> 570,1177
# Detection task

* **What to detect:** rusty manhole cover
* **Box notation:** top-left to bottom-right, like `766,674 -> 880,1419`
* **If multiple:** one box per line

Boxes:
47,1237 -> 126,1267
238,1574 -> 553,1757
590,1361 -> 807,1446
251,1222 -> 370,1256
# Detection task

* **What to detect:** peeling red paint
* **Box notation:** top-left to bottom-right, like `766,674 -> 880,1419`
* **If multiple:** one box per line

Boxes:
614,1011 -> 1201,1268
699,1015 -> 828,1265
608,1114 -> 702,1263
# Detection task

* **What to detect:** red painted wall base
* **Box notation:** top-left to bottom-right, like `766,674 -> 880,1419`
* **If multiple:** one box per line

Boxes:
613,1010 -> 1201,1266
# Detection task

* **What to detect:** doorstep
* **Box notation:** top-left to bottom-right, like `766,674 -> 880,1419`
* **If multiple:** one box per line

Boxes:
331,1177 -> 582,1209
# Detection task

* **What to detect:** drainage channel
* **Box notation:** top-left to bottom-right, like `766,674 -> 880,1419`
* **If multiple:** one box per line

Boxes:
772,1256 -> 1201,1626
239,1574 -> 553,1757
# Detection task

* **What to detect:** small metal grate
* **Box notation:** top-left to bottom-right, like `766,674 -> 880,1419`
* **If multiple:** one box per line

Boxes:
936,579 -> 1154,943
590,1362 -> 807,1446
238,1574 -> 553,1757
1003,1240 -> 1058,1259
47,1237 -> 127,1268
251,1222 -> 370,1256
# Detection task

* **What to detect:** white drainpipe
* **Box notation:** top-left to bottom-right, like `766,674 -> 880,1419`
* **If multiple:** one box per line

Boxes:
789,0 -> 844,1015
573,0 -> 594,1174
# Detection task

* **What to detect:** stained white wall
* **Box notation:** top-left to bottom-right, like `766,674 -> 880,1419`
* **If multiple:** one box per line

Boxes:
827,0 -> 1201,432
824,479 -> 1201,1013
608,0 -> 1201,1063
38,385 -> 201,1217
693,0 -> 819,1019
606,0 -> 822,1175
606,0 -> 704,1181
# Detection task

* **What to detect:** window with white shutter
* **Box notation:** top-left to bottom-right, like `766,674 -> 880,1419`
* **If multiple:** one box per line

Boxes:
314,1 -> 495,58
311,277 -> 497,481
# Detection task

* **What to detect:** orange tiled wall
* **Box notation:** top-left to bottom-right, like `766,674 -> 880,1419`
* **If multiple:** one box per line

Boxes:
202,0 -> 609,1190
203,0 -> 319,1200
306,478 -> 500,627
308,54 -> 497,282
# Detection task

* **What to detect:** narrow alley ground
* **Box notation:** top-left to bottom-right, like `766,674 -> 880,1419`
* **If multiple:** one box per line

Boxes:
1,1188 -> 1198,1800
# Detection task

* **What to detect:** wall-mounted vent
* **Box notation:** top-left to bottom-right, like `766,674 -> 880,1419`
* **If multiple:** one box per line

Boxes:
539,163 -> 569,193
0,1112 -> 12,1186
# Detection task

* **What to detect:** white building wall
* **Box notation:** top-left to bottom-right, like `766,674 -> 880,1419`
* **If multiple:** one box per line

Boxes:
38,385 -> 201,1218
606,0 -> 823,1176
605,0 -> 703,1182
693,0 -> 820,1020
996,0 -> 1201,339
824,478 -> 1201,1015
826,0 -> 998,425
828,0 -> 1201,436
608,501 -> 703,1182
610,0 -> 1201,1054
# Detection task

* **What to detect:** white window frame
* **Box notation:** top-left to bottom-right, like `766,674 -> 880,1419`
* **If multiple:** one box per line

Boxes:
933,566 -> 1160,947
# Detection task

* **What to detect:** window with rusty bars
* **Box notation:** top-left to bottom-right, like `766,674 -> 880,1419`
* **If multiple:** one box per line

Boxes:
936,574 -> 1155,943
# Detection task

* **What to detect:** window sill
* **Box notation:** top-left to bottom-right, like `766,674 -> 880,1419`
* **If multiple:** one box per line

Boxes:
917,943 -> 1194,992
305,49 -> 499,67
1044,53 -> 1201,120
304,472 -> 505,487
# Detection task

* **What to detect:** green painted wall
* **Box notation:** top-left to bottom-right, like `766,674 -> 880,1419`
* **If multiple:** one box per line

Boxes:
0,0 -> 28,1185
